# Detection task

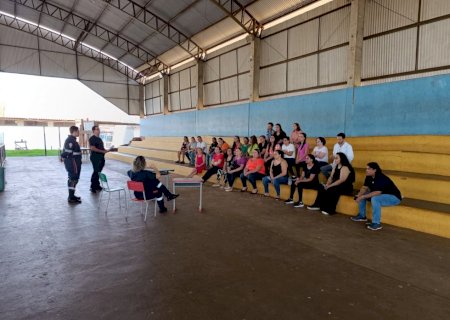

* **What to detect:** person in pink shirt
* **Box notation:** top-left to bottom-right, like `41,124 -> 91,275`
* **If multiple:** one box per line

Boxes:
201,147 -> 224,183
295,132 -> 309,177
290,122 -> 303,148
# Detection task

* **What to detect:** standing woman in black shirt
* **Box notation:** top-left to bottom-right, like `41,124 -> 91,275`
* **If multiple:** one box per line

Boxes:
89,126 -> 108,193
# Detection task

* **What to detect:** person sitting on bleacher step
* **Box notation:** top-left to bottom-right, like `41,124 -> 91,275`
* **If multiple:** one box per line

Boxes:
351,162 -> 402,231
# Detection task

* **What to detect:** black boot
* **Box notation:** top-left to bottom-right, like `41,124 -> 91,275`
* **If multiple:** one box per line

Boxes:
68,189 -> 81,204
159,184 -> 179,201
157,200 -> 167,213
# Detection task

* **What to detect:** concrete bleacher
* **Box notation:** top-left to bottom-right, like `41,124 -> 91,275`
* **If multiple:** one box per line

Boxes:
107,135 -> 450,239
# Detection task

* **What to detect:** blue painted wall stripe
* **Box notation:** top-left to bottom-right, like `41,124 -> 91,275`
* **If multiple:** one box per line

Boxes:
141,74 -> 450,137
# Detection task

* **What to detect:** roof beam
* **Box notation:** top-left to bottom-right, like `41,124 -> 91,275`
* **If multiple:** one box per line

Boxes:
0,12 -> 144,81
8,0 -> 168,73
102,0 -> 205,58
209,0 -> 262,35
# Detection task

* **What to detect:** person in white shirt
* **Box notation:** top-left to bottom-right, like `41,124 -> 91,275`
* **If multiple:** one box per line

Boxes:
312,137 -> 329,167
281,137 -> 296,177
191,136 -> 207,166
320,133 -> 354,178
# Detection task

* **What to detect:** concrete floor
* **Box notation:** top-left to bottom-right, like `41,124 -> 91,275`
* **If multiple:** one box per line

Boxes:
0,157 -> 449,320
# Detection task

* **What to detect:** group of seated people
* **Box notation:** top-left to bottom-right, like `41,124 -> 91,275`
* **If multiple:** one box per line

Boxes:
171,122 -> 402,231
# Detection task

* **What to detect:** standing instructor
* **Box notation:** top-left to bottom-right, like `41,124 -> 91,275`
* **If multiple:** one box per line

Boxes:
89,125 -> 108,193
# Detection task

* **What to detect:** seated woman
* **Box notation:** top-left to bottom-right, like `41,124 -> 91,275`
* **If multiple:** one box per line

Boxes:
217,137 -> 230,154
290,122 -> 303,148
175,136 -> 189,164
231,136 -> 242,153
273,123 -> 287,145
307,152 -> 355,215
262,150 -> 289,200
224,149 -> 247,192
128,156 -> 179,213
240,136 -> 250,156
281,137 -> 296,177
187,136 -> 197,164
285,154 -> 320,207
240,149 -> 266,194
312,137 -> 328,168
294,132 -> 309,177
207,137 -> 218,167
258,135 -> 268,157
201,146 -> 224,183
264,135 -> 276,174
187,148 -> 206,178
247,135 -> 259,156
217,148 -> 234,187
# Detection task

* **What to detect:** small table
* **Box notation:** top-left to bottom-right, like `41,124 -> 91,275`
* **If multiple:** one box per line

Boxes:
148,169 -> 174,190
172,178 -> 203,213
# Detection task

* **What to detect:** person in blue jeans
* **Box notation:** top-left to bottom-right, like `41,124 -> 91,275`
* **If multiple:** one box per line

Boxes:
262,150 -> 289,200
351,162 -> 402,231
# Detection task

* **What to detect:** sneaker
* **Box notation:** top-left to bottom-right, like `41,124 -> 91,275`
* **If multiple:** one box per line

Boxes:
251,189 -> 258,194
307,206 -> 320,211
212,183 -> 221,187
240,187 -> 247,192
166,194 -> 179,201
294,202 -> 304,208
321,211 -> 329,215
367,223 -> 382,231
350,215 -> 367,222
284,199 -> 294,204
224,187 -> 233,192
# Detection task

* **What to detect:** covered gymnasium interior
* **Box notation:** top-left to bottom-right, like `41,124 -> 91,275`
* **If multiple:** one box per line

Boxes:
0,0 -> 449,318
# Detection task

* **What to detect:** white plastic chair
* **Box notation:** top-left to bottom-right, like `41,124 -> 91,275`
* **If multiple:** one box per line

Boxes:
98,172 -> 126,214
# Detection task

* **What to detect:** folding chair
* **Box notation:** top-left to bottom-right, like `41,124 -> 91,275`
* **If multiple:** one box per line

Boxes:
126,181 -> 157,221
98,172 -> 126,214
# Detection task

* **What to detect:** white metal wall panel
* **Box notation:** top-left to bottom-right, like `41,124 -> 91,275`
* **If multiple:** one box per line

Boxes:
40,51 -> 77,78
0,25 -> 38,49
152,80 -> 161,97
364,0 -> 419,37
77,56 -> 103,81
237,45 -> 250,73
259,63 -> 287,96
418,19 -> 450,69
204,81 -> 220,105
169,72 -> 179,93
238,73 -> 250,100
129,99 -> 140,115
129,85 -> 140,100
362,28 -> 417,78
169,93 -> 180,111
38,38 -> 74,55
319,6 -> 351,49
190,64 -> 198,86
152,97 -> 162,114
179,68 -> 191,90
204,57 -> 220,82
81,81 -> 128,99
220,50 -> 237,78
319,46 -> 348,85
288,19 -> 319,59
180,89 -> 192,110
105,98 -> 128,113
191,87 -> 198,107
145,82 -> 153,99
104,66 -> 128,84
260,31 -> 288,66
287,55 -> 318,90
145,99 -> 153,115
421,0 -> 450,20
0,46 -> 40,75
220,77 -> 238,103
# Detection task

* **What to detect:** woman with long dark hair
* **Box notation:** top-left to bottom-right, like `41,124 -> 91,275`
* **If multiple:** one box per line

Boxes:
307,152 -> 355,215
273,123 -> 287,145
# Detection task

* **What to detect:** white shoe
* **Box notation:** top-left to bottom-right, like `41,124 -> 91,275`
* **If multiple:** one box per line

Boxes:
224,187 -> 233,192
212,183 -> 221,187
321,211 -> 329,215
307,206 -> 320,211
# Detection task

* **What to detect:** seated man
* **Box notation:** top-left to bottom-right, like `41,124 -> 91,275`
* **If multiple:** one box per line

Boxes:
321,132 -> 354,178
351,162 -> 402,231
128,156 -> 179,213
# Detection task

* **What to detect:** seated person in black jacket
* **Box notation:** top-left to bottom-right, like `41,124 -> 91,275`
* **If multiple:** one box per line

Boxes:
127,156 -> 179,213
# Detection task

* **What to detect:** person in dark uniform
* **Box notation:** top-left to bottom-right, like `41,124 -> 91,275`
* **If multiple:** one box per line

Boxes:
89,125 -> 108,193
61,126 -> 82,204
